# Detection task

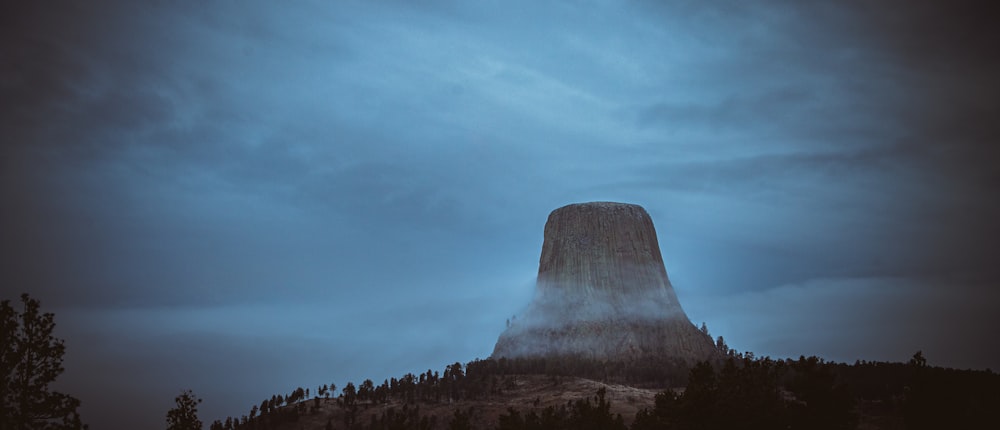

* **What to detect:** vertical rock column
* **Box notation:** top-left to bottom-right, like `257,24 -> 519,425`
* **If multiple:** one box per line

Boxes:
492,202 -> 717,363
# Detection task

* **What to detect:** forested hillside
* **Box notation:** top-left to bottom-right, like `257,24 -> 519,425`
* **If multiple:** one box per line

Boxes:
200,351 -> 999,430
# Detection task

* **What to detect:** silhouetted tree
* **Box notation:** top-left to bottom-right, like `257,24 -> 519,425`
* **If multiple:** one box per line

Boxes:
166,389 -> 202,430
714,336 -> 728,356
359,379 -> 375,405
1,293 -> 86,429
342,382 -> 357,407
289,387 -> 305,404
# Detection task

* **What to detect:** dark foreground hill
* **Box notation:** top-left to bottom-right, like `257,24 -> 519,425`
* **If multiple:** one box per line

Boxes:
211,352 -> 1000,430
251,375 -> 657,430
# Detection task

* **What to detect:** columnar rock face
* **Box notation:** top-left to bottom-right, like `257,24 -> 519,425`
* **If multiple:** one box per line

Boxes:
492,202 -> 717,363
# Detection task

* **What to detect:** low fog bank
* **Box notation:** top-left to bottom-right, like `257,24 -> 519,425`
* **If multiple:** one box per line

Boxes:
493,276 -> 712,360
506,284 -> 693,332
493,317 -> 713,361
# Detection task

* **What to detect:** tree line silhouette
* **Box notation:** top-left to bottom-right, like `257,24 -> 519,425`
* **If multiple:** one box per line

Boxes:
199,350 -> 999,430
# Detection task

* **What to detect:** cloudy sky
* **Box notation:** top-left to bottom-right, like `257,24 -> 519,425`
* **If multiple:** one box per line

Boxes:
2,1 -> 998,428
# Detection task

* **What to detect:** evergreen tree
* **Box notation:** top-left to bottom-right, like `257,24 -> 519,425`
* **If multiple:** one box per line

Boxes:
714,336 -> 728,355
166,389 -> 202,430
1,293 -> 86,429
359,379 -> 375,404
341,382 -> 357,407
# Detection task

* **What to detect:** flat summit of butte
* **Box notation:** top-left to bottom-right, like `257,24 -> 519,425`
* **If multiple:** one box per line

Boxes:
492,202 -> 717,363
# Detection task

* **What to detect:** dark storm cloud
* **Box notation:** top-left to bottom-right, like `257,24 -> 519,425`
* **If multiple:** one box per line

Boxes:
843,0 -> 1000,287
2,0 -> 998,428
839,0 -> 1000,188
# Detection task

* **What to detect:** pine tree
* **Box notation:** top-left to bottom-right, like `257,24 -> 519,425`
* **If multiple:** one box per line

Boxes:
166,389 -> 202,430
1,293 -> 86,429
716,335 -> 729,355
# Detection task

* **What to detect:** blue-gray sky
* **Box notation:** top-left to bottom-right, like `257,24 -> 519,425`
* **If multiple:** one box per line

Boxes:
2,1 -> 998,428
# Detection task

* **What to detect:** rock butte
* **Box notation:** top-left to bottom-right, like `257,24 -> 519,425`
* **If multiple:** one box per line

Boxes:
492,202 -> 717,363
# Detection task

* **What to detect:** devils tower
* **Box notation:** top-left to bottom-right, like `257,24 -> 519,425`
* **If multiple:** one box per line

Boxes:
492,202 -> 717,363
